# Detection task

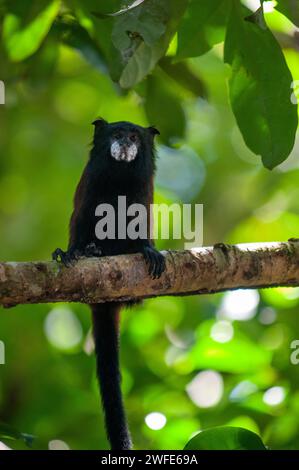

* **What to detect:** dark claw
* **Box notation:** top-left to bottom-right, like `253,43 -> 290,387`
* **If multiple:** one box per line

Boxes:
52,248 -> 65,263
72,249 -> 82,260
142,246 -> 166,279
84,242 -> 102,257
52,248 -> 78,267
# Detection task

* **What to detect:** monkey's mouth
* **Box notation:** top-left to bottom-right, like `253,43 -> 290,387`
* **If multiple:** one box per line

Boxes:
110,141 -> 138,162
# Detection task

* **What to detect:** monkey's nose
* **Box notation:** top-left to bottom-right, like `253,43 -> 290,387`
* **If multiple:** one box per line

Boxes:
119,137 -> 128,146
121,136 -> 132,146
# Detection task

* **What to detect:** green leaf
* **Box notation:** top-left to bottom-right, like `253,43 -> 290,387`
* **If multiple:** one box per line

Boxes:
144,75 -> 186,143
85,0 -> 188,88
111,0 -> 188,89
0,422 -> 22,441
176,0 -> 230,60
0,422 -> 35,447
275,0 -> 299,27
111,4 -> 166,51
184,426 -> 267,450
224,2 -> 298,169
3,0 -> 60,62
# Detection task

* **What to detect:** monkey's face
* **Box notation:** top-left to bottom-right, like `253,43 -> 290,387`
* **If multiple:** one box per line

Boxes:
92,119 -> 160,163
110,128 -> 140,163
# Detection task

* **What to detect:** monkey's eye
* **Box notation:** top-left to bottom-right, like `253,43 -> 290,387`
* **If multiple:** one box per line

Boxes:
129,133 -> 137,142
113,132 -> 122,140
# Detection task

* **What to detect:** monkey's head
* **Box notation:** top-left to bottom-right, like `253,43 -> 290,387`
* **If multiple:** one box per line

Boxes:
92,119 -> 159,163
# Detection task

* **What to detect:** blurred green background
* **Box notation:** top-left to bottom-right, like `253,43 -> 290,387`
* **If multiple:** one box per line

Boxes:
1,0 -> 299,450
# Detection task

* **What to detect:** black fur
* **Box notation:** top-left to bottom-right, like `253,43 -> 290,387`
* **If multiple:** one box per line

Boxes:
52,120 -> 165,450
91,302 -> 131,450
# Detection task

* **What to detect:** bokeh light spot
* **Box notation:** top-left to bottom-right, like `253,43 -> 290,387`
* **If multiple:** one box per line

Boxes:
219,290 -> 259,321
263,386 -> 286,406
44,306 -> 83,352
210,320 -> 234,343
145,412 -> 167,431
48,440 -> 70,450
186,370 -> 223,408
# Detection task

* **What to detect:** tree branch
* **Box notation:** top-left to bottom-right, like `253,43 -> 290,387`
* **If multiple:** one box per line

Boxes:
1,240 -> 299,308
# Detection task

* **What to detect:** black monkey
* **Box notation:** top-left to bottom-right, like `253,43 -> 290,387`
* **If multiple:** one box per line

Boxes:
52,119 -> 166,450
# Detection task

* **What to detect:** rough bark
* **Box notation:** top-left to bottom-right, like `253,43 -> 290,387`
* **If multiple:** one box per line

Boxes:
1,240 -> 299,308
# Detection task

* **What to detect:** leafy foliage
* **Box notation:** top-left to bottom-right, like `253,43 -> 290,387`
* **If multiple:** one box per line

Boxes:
224,3 -> 298,168
0,0 -> 297,167
3,0 -> 60,61
0,0 -> 299,451
185,426 -> 267,450
176,0 -> 230,59
0,422 -> 35,447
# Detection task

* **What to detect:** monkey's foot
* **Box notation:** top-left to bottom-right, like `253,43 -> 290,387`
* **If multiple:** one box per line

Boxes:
52,247 -> 81,267
142,246 -> 166,279
84,242 -> 102,257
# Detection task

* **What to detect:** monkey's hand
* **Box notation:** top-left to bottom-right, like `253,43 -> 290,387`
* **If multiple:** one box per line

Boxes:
141,246 -> 166,279
52,247 -> 82,267
84,242 -> 102,257
52,243 -> 102,267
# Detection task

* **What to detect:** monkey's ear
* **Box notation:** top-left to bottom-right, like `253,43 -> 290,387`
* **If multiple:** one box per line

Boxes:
147,126 -> 160,137
92,117 -> 108,127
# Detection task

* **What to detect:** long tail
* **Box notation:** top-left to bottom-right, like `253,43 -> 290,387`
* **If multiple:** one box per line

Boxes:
91,303 -> 132,450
